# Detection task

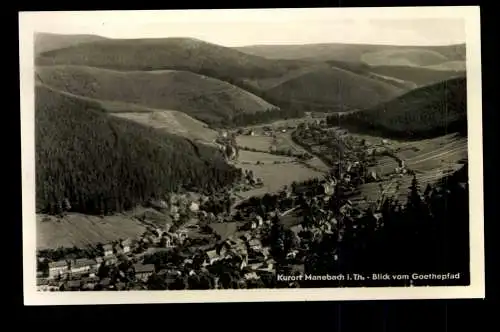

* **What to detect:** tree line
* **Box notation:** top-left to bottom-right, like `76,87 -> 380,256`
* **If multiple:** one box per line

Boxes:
36,86 -> 242,216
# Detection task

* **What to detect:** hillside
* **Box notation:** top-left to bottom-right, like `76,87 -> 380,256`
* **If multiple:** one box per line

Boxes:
36,65 -> 278,126
35,37 -> 307,79
329,76 -> 467,138
34,32 -> 109,54
360,48 -> 449,67
235,43 -> 466,64
265,66 -> 404,112
110,111 -> 219,144
368,65 -> 465,87
35,84 -> 242,215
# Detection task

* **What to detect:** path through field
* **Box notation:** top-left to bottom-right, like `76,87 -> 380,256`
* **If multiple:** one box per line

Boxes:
353,133 -> 467,208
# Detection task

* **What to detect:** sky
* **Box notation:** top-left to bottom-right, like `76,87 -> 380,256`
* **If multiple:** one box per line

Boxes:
25,8 -> 467,47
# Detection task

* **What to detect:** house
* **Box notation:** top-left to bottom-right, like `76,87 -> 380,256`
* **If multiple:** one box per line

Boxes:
100,277 -> 111,288
103,244 -> 114,257
189,201 -> 200,212
120,238 -> 133,254
48,260 -> 69,279
37,278 -> 50,292
257,263 -> 275,273
244,272 -> 260,280
249,239 -> 262,251
103,255 -> 118,266
66,280 -> 82,291
81,278 -> 97,291
71,258 -> 98,275
88,267 -> 98,278
204,250 -> 220,266
134,264 -> 155,282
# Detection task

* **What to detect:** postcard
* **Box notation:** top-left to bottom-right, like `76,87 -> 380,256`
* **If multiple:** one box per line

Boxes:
20,6 -> 484,305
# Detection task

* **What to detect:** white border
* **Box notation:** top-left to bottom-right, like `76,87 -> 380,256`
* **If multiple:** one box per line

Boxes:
20,6 -> 484,305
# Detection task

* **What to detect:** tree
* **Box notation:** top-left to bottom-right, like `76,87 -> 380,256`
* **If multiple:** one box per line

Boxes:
147,273 -> 167,290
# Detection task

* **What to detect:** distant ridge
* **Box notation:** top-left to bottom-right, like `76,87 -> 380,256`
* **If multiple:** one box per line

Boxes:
235,42 -> 466,64
328,76 -> 467,139
34,32 -> 110,54
36,65 -> 278,126
264,66 -> 404,112
35,37 -> 307,79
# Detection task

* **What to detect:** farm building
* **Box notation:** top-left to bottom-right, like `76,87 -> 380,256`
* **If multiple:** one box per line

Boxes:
48,260 -> 69,279
133,264 -> 155,281
70,258 -> 99,275
103,244 -> 114,257
121,238 -> 133,253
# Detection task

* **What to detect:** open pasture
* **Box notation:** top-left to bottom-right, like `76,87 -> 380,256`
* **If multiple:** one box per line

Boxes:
346,132 -> 467,209
362,133 -> 467,175
236,162 -> 325,199
237,150 -> 296,164
37,213 -> 149,250
236,135 -> 274,152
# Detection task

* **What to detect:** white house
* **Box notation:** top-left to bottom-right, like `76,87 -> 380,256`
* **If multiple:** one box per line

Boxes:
103,244 -> 114,257
189,202 -> 200,212
121,238 -> 133,253
71,258 -> 98,275
48,260 -> 69,279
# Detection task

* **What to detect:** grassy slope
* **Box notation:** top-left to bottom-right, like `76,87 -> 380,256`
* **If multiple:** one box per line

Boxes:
236,43 -> 466,88
36,65 -> 278,125
235,43 -> 466,63
332,76 -> 467,138
368,65 -> 465,87
110,111 -> 219,144
35,84 -> 241,215
360,49 -> 449,67
265,66 -> 404,112
34,32 -> 109,54
35,37 -> 307,79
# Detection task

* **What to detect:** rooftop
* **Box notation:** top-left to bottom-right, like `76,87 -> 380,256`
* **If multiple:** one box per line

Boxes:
67,280 -> 81,288
48,260 -> 68,268
134,264 -> 155,274
72,258 -> 97,268
206,250 -> 219,260
208,222 -> 241,241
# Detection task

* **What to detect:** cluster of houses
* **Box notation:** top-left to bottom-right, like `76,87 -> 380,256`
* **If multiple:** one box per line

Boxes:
38,237 -> 158,291
201,219 -> 277,282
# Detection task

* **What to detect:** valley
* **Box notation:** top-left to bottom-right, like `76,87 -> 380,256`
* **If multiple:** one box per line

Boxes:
32,32 -> 471,290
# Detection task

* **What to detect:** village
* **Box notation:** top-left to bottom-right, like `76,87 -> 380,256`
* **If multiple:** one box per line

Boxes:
36,119 -> 465,291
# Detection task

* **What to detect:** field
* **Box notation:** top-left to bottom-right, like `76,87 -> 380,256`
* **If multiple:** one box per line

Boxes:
360,49 -> 449,67
349,133 -> 468,207
37,213 -> 149,249
110,110 -> 218,144
232,130 -> 329,200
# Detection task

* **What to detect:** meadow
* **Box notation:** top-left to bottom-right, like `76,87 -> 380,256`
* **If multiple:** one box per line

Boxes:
350,133 -> 468,207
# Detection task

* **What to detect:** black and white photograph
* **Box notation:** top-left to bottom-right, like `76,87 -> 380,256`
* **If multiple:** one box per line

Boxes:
20,7 -> 484,304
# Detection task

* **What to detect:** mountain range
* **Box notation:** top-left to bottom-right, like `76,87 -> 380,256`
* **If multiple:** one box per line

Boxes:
33,32 -> 467,216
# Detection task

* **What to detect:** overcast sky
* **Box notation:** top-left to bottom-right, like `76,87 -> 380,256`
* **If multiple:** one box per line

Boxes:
28,8 -> 466,47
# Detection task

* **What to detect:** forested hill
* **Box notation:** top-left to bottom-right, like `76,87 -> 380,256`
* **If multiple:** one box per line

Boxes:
328,76 -> 467,139
35,37 -> 305,78
35,85 -> 242,215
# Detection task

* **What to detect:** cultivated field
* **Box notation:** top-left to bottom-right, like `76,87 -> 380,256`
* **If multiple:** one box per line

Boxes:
111,110 -> 218,144
349,133 -> 468,207
37,213 -> 149,249
233,131 -> 328,200
237,150 -> 296,164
